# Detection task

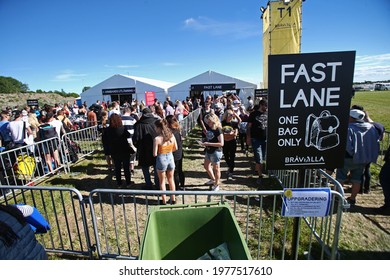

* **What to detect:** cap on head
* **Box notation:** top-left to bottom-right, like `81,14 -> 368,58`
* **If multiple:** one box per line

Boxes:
350,109 -> 365,120
142,107 -> 152,114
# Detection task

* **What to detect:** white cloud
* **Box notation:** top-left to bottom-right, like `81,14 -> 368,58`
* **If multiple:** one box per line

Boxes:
183,16 -> 260,39
53,70 -> 87,82
354,53 -> 390,82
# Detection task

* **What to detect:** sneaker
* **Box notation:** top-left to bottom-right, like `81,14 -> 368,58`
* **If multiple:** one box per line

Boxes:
205,179 -> 215,185
228,172 -> 233,179
346,197 -> 356,206
211,185 -> 220,191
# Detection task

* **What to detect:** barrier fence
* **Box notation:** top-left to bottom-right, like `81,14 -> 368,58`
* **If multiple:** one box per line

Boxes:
0,185 -> 93,258
0,125 -> 100,190
0,185 -> 345,260
180,108 -> 200,138
88,188 -> 345,260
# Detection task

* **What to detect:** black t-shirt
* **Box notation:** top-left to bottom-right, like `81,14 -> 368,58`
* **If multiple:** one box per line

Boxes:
205,128 -> 222,154
248,110 -> 267,140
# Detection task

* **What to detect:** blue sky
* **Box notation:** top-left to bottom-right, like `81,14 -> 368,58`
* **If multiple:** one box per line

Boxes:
1,0 -> 389,93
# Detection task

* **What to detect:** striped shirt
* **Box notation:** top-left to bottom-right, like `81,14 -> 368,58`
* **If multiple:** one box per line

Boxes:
121,115 -> 136,137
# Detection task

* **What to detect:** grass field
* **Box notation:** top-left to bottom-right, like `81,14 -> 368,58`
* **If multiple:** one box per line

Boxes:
351,90 -> 390,130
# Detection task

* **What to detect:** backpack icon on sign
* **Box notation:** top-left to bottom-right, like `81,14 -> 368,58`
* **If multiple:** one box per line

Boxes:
305,110 -> 340,151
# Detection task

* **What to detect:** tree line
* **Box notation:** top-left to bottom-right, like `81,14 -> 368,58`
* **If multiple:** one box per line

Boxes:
0,76 -> 79,98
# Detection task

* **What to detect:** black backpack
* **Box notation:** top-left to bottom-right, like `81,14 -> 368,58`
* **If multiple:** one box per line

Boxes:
39,124 -> 57,140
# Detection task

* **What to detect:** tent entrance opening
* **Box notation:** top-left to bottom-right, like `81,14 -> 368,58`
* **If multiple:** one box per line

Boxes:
102,87 -> 135,104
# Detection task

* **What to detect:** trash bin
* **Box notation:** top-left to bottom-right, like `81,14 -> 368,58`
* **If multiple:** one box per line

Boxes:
139,202 -> 252,260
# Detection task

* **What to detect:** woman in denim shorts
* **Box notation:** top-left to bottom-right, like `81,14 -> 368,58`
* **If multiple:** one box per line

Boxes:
153,119 -> 178,204
200,113 -> 224,191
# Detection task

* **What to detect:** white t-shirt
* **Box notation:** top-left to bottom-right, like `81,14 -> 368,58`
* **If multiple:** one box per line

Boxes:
108,108 -> 121,118
49,119 -> 63,137
9,120 -> 30,144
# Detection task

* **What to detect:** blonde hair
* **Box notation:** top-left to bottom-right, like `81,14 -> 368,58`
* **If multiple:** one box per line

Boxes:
204,112 -> 222,130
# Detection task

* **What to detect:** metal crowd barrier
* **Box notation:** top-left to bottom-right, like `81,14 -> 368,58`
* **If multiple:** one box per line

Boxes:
0,185 -> 93,258
271,168 -> 346,198
179,108 -> 200,138
88,188 -> 345,260
0,125 -> 100,189
0,184 -> 345,260
60,126 -> 101,172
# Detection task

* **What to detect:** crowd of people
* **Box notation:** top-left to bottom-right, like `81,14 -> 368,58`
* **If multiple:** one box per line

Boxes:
99,97 -> 196,202
0,103 -> 82,177
93,93 -> 256,201
0,102 -> 83,150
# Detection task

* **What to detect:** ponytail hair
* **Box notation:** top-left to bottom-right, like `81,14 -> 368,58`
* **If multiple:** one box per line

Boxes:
155,118 -> 173,142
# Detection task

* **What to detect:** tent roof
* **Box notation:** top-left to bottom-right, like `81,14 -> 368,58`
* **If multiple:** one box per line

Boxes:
120,74 -> 176,90
168,70 -> 257,91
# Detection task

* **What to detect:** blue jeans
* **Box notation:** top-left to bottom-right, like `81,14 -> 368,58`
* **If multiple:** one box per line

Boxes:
251,138 -> 266,164
205,150 -> 222,164
336,157 -> 365,184
141,165 -> 159,188
156,153 -> 175,172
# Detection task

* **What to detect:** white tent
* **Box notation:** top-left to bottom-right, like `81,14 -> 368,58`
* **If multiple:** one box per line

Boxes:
80,74 -> 175,107
167,70 -> 257,105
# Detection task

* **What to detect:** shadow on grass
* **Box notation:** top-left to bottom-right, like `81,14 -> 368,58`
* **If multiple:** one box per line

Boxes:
338,250 -> 390,260
224,193 -> 283,212
85,192 -> 164,206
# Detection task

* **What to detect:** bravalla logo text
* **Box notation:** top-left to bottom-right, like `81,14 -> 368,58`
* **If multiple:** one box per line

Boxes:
285,156 -> 325,163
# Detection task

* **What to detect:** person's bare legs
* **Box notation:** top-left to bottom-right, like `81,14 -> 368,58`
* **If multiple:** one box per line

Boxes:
45,154 -> 54,173
166,169 -> 176,203
213,162 -> 221,187
257,162 -> 263,177
157,170 -> 167,204
53,150 -> 61,168
349,181 -> 361,201
204,159 -> 215,182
